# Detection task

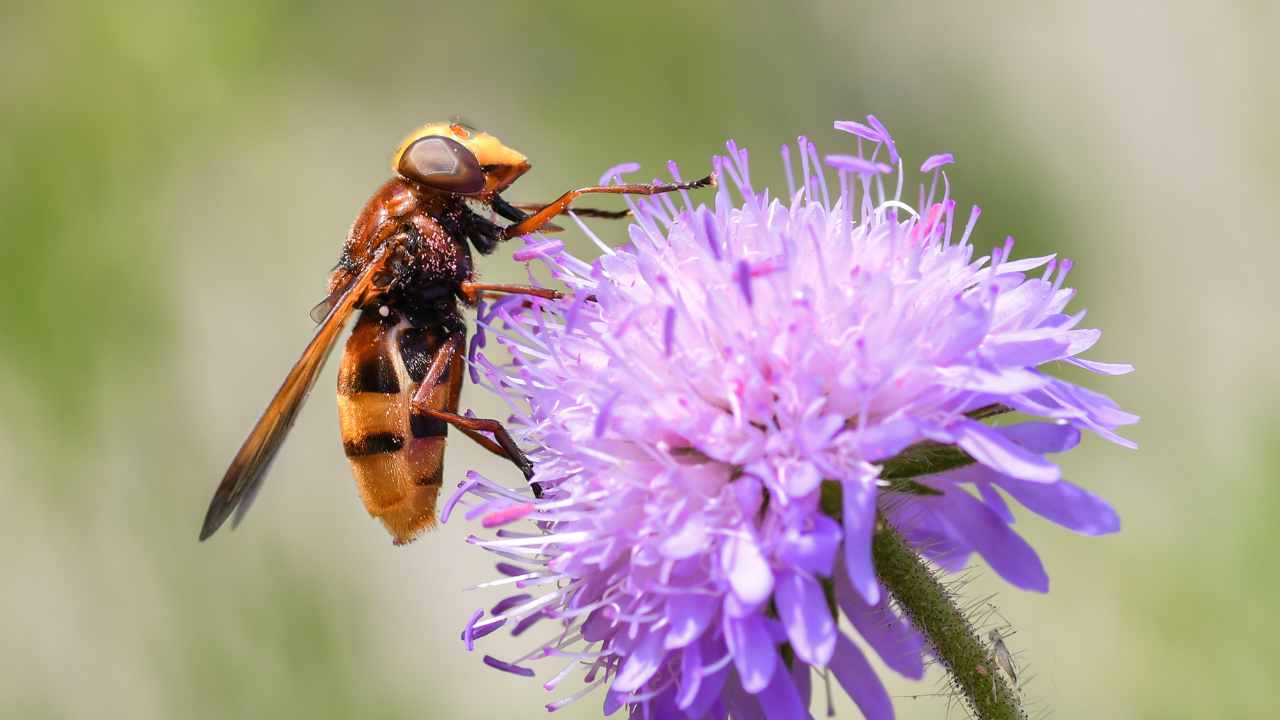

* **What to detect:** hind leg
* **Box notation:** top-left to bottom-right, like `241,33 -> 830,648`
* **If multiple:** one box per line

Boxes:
414,408 -> 541,498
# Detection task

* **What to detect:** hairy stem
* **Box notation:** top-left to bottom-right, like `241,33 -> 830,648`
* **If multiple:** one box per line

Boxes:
871,519 -> 1025,719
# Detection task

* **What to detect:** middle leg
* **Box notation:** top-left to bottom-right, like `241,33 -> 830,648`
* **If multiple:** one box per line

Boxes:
458,281 -> 562,306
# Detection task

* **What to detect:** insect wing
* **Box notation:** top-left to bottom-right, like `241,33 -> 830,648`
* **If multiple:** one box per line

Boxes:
988,629 -> 1017,684
199,247 -> 393,540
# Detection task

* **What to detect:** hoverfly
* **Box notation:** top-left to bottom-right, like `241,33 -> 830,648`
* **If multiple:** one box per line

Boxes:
200,121 -> 712,544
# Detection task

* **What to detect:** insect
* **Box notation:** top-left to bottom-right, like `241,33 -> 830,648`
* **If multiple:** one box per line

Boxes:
199,121 -> 713,544
988,628 -> 1018,687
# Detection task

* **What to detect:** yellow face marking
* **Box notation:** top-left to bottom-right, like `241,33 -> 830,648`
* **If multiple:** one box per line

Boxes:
391,121 -> 530,194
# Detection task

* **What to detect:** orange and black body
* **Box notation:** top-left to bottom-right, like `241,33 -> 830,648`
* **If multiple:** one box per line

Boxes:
337,312 -> 462,542
329,175 -> 486,542
198,121 -> 713,546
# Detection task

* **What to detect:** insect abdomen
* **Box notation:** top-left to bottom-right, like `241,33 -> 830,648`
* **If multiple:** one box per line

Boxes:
336,311 -> 461,544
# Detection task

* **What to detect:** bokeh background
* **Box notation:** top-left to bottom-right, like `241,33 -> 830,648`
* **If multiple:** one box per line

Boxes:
3,1 -> 1276,717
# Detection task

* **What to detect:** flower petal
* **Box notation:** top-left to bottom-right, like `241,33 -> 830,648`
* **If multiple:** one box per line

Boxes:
995,253 -> 1056,274
937,365 -> 1049,395
841,471 -> 881,604
754,660 -> 810,719
724,614 -> 777,693
682,665 -> 728,718
775,570 -> 837,666
611,629 -> 666,692
976,479 -> 1016,524
1066,357 -> 1135,375
681,635 -> 731,716
930,302 -> 991,365
938,487 -> 1049,591
602,688 -> 626,716
829,633 -> 894,720
582,606 -> 615,642
675,638 -> 703,708
853,418 -> 921,460
777,514 -> 841,576
835,560 -> 925,679
1057,379 -> 1141,427
721,670 -> 767,719
997,421 -> 1081,454
722,532 -> 774,607
644,689 -> 682,718
665,593 -> 718,649
660,515 -> 709,559
949,417 -> 1060,483
983,335 -> 1071,367
995,476 -> 1121,535
781,460 -> 822,496
790,660 -> 812,709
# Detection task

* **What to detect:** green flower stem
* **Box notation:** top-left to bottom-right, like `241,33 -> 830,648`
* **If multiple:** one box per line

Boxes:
820,416 -> 1028,720
871,518 -> 1025,719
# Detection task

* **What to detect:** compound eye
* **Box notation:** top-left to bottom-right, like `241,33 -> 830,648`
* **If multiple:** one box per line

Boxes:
397,135 -> 484,193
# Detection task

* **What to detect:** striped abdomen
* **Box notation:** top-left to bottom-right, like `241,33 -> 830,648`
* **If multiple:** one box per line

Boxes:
336,310 -> 463,544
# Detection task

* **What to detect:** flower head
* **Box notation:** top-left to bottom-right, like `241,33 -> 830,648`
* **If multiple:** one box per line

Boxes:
448,116 -> 1134,717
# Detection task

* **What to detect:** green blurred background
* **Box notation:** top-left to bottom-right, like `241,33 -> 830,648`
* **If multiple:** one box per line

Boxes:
2,1 -> 1275,717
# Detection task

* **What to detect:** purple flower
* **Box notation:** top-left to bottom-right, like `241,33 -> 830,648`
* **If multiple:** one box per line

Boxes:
448,117 -> 1134,717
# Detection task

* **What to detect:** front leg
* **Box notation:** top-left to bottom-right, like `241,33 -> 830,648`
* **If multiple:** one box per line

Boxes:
492,194 -> 629,221
501,174 -> 715,240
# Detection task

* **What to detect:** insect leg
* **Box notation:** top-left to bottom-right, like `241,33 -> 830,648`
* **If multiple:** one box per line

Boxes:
459,281 -> 562,305
500,174 -> 716,239
417,408 -> 541,498
415,333 -> 463,391
493,194 -> 630,222
511,203 -> 631,220
410,335 -> 541,497
452,424 -> 508,458
419,413 -> 521,468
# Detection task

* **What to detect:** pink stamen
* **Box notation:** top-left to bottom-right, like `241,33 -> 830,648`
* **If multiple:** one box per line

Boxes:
482,502 -> 537,528
912,202 -> 946,243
